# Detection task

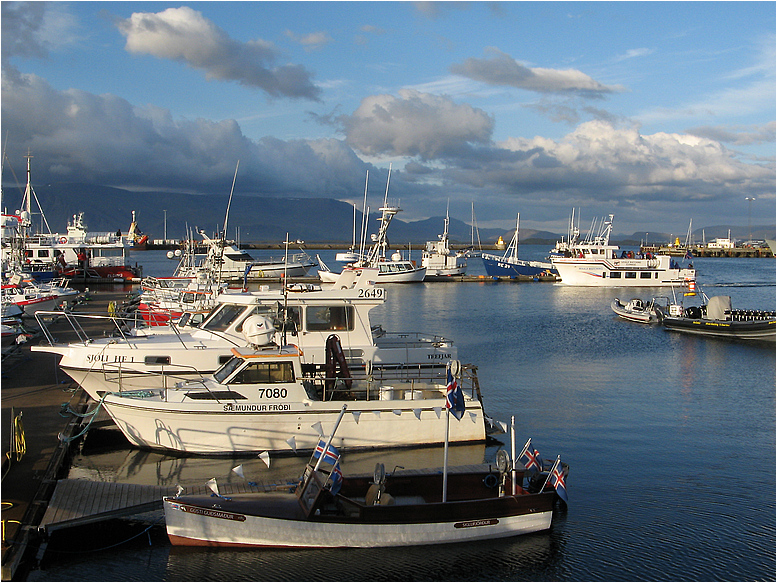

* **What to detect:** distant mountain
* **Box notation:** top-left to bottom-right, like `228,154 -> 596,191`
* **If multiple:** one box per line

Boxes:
6,182 -> 772,246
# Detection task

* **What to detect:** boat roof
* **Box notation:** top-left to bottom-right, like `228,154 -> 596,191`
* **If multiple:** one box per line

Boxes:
230,345 -> 302,359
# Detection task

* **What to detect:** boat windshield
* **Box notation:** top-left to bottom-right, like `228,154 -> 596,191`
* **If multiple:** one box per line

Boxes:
213,356 -> 245,383
201,304 -> 248,332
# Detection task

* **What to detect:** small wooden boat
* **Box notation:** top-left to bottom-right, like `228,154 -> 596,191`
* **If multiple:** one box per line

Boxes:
611,297 -> 667,324
658,294 -> 775,341
164,415 -> 568,548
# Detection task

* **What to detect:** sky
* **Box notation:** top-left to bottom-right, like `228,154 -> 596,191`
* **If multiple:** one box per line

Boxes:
1,1 -> 775,236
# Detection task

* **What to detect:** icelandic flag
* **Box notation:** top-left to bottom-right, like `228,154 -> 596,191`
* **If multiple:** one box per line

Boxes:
685,249 -> 693,260
330,460 -> 343,495
549,459 -> 569,503
519,440 -> 542,473
445,368 -> 465,419
313,439 -> 340,465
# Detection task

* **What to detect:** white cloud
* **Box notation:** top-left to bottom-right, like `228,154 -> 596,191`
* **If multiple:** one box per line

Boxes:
116,7 -> 321,100
450,48 -> 626,97
340,90 -> 494,159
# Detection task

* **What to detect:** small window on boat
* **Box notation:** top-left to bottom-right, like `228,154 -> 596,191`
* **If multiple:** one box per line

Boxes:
610,272 -> 622,278
235,306 -> 276,332
640,272 -> 652,279
144,356 -> 171,365
37,250 -> 50,258
185,390 -> 247,400
625,272 -> 637,279
306,306 -> 354,332
230,361 -> 295,384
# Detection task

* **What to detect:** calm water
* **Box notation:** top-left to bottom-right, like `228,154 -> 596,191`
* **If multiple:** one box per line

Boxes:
30,247 -> 776,581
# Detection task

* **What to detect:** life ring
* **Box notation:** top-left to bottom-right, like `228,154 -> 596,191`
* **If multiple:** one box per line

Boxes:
59,237 -> 67,244
448,359 -> 461,377
483,473 -> 499,489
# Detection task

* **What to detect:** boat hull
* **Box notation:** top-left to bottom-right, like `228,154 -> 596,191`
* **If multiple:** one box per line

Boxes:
611,298 -> 660,324
552,258 -> 695,287
481,255 -> 555,277
164,490 -> 554,548
97,396 -> 487,454
661,316 -> 775,340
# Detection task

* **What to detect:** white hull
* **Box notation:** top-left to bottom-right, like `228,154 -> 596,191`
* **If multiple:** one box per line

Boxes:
319,263 -> 426,283
552,257 -> 695,287
99,395 -> 485,454
164,497 -> 551,548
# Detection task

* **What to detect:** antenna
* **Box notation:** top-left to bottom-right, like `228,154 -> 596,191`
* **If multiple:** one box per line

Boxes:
223,160 -> 240,237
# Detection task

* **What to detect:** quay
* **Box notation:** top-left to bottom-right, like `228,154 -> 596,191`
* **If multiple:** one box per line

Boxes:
0,288 -> 134,581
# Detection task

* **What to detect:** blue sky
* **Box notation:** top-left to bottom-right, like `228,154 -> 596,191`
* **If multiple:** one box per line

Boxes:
1,1 -> 774,235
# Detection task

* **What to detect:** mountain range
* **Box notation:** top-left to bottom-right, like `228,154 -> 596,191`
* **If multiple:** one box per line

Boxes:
3,182 -> 774,246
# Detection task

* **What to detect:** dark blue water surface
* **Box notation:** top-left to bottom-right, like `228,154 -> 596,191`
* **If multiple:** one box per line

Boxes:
29,248 -> 775,581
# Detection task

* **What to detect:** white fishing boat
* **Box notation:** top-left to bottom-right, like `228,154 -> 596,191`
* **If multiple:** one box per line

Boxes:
163,413 -> 568,547
80,321 -> 486,454
550,213 -> 696,287
422,204 -> 467,277
31,268 -> 457,398
318,168 -> 426,283
1,273 -> 79,316
182,232 -> 315,281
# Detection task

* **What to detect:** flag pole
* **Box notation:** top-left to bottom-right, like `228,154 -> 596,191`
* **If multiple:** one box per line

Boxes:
442,405 -> 450,503
510,416 -> 516,495
313,404 -> 347,473
540,455 -> 561,492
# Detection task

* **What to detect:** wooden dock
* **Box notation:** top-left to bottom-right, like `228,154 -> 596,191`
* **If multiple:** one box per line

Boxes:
38,479 -> 293,533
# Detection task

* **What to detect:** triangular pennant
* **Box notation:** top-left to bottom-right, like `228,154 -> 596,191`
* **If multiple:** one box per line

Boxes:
373,410 -> 381,418
498,420 -> 508,433
393,409 -> 402,416
433,406 -> 442,419
232,464 -> 245,479
311,421 -> 324,436
469,412 -> 478,422
258,451 -> 271,468
351,411 -> 361,424
413,408 -> 422,420
286,436 -> 297,453
206,477 -> 220,497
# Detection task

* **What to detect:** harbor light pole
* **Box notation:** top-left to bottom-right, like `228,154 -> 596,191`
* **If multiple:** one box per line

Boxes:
163,209 -> 167,241
745,197 -> 754,242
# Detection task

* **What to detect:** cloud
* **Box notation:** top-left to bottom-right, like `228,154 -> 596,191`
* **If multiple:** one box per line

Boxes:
116,6 -> 321,100
284,29 -> 333,52
450,48 -> 626,97
686,122 -> 776,147
0,68 -> 363,196
1,1 -> 79,62
338,90 -> 494,159
614,48 -> 654,62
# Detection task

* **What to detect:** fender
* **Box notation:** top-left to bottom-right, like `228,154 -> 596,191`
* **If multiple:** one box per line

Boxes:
325,334 -> 352,392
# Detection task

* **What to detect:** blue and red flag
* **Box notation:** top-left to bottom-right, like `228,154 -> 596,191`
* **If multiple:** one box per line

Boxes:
330,460 -> 343,495
313,439 -> 340,465
549,458 -> 569,503
445,367 -> 465,419
519,439 -> 542,473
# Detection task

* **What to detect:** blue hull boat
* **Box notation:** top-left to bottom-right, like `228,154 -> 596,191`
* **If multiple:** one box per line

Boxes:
480,213 -> 556,278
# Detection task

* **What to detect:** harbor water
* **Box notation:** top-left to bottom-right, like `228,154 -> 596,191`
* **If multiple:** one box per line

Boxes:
29,247 -> 775,581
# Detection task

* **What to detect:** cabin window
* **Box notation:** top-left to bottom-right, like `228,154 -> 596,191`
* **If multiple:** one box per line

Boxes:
181,292 -> 196,304
202,304 -> 247,332
218,355 -> 233,364
144,356 -> 171,365
214,357 -> 244,383
306,306 -> 354,332
230,361 -> 295,384
610,272 -> 621,278
37,250 -> 50,258
234,305 -> 276,333
625,272 -> 637,279
640,272 -> 652,279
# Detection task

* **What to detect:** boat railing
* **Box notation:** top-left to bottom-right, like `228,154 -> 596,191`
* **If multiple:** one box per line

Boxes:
100,361 -> 210,395
371,327 -> 454,347
33,310 -> 193,349
313,363 -> 479,403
